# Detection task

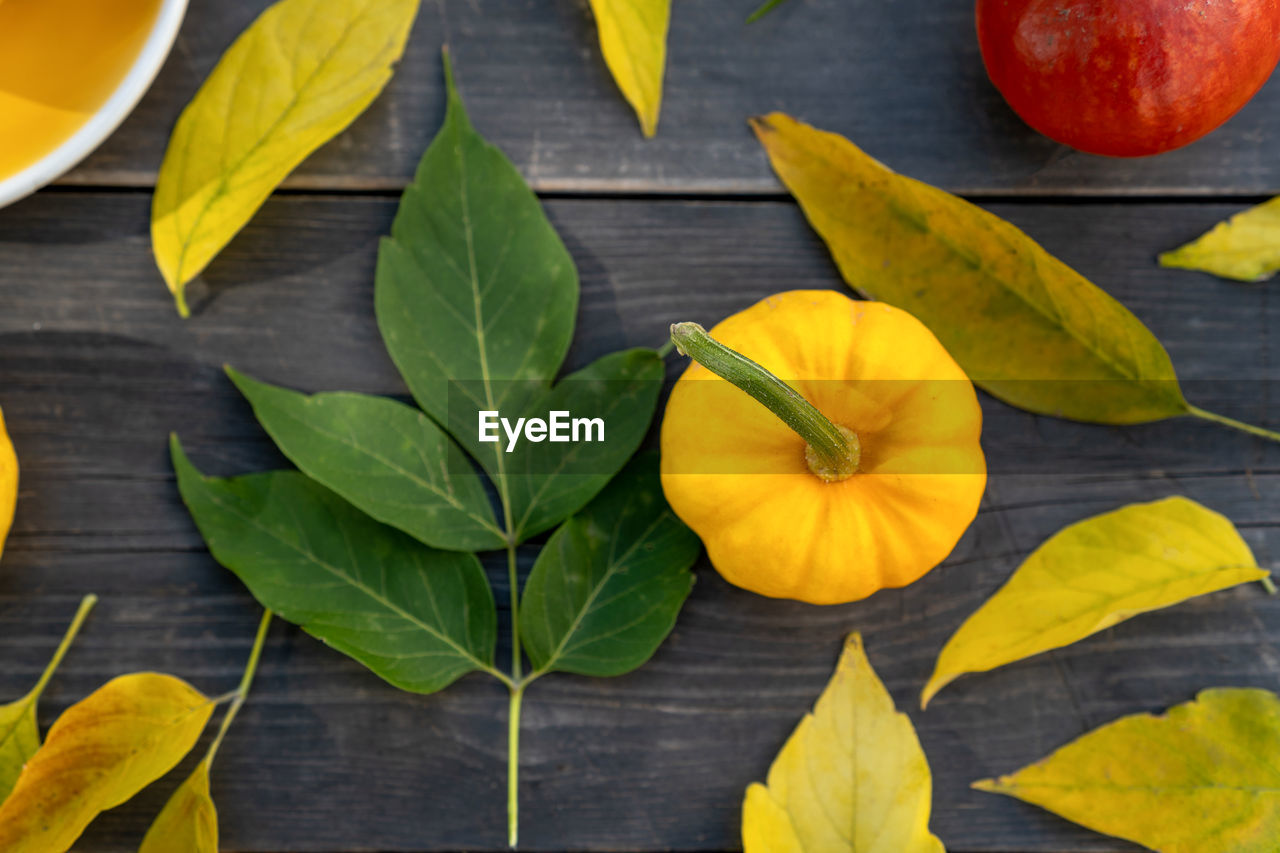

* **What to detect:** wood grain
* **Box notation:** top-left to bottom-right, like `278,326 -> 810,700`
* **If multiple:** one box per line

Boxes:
59,0 -> 1280,196
0,192 -> 1275,851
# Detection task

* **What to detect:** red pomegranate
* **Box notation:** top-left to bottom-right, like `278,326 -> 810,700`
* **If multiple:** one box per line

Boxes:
976,0 -> 1280,156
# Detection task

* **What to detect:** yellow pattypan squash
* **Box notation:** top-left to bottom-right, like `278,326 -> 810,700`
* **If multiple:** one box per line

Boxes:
660,290 -> 986,604
0,407 -> 16,557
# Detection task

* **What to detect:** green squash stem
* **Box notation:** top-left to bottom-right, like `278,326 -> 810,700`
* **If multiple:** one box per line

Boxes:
669,322 -> 860,482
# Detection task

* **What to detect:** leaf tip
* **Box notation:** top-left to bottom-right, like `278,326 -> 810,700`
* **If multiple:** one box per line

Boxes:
640,111 -> 659,139
223,364 -> 251,391
747,114 -> 774,137
440,44 -> 458,100
169,433 -> 192,470
920,672 -> 954,710
971,777 -> 1004,793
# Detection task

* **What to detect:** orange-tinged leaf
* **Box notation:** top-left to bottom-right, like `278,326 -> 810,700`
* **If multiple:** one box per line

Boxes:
138,759 -> 218,853
922,497 -> 1265,707
743,634 -> 944,852
0,673 -> 213,853
588,0 -> 670,137
975,688 -> 1280,853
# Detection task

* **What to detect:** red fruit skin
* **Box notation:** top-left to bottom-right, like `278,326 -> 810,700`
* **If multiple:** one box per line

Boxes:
977,0 -> 1280,156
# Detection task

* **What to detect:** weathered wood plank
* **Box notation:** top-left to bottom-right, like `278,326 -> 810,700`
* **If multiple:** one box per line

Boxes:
0,193 -> 1276,851
60,0 -> 1280,196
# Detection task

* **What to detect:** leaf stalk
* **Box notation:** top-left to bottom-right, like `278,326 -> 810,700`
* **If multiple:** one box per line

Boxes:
507,683 -> 525,848
31,594 -> 97,700
1187,405 -> 1280,445
207,609 -> 272,764
746,0 -> 792,23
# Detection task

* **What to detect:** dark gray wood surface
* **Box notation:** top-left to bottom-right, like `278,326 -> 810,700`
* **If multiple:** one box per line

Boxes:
0,192 -> 1277,852
62,0 -> 1280,196
3,0 -> 1280,850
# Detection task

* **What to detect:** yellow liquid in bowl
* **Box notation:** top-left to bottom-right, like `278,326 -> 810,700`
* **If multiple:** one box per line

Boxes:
0,0 -> 163,180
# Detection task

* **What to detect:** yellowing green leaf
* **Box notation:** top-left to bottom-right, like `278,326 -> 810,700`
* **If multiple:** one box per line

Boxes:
0,594 -> 96,802
975,688 -> 1280,852
923,497 -> 1265,708
750,112 -> 1188,426
743,634 -> 944,853
1160,196 -> 1280,282
152,0 -> 420,316
0,703 -> 37,808
588,0 -> 670,137
0,673 -> 214,853
138,760 -> 218,853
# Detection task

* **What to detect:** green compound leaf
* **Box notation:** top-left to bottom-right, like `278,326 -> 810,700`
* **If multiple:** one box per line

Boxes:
172,436 -> 497,694
226,368 -> 504,552
522,454 -> 700,677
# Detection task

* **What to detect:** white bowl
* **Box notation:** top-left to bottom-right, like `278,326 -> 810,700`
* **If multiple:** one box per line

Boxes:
0,0 -> 189,209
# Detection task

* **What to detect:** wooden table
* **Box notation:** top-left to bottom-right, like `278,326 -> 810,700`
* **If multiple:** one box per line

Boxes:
3,1 -> 1278,850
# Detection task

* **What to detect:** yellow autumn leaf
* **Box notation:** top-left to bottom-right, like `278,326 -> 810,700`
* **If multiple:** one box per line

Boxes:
152,0 -> 420,317
0,406 -> 18,558
976,688 -> 1280,852
0,595 -> 96,802
138,759 -> 217,853
588,0 -> 671,137
1160,196 -> 1280,282
743,634 -> 945,853
923,497 -> 1265,708
0,673 -> 214,852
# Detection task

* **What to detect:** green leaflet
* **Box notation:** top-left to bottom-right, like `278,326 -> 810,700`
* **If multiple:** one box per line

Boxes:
172,437 -> 497,694
373,55 -> 659,541
375,55 -> 577,452
226,368 -> 505,552
0,595 -> 96,803
499,349 -> 663,543
522,454 -> 699,677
